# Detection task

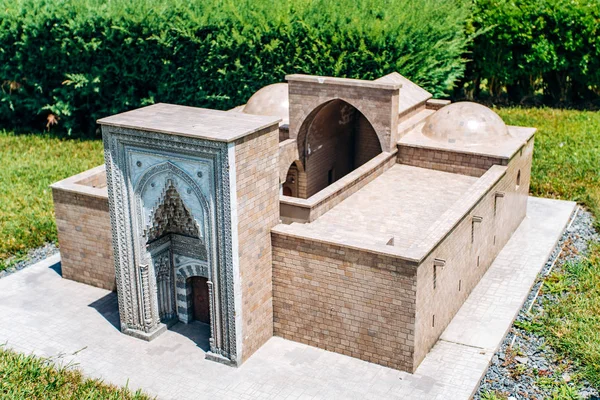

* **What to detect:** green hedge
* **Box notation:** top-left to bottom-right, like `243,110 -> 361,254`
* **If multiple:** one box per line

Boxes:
461,0 -> 600,104
0,0 -> 471,136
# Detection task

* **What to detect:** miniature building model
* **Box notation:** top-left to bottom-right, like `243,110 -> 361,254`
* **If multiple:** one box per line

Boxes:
52,73 -> 535,372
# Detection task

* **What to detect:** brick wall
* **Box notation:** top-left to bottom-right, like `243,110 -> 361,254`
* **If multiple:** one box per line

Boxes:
412,137 -> 534,367
234,126 -> 281,362
52,188 -> 115,291
272,234 -> 418,371
278,138 -> 300,184
398,145 -> 506,177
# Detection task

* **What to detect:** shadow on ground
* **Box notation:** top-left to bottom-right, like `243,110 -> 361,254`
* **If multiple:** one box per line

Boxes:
87,292 -> 211,351
88,292 -> 121,330
48,261 -> 62,276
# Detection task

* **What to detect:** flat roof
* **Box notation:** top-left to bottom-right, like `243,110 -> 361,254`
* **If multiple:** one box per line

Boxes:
97,103 -> 281,142
275,164 -> 478,257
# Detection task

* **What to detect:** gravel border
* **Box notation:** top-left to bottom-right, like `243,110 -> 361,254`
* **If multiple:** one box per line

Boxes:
0,243 -> 59,280
475,208 -> 600,399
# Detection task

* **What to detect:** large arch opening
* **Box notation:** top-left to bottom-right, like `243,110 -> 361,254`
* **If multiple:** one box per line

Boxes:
296,99 -> 382,198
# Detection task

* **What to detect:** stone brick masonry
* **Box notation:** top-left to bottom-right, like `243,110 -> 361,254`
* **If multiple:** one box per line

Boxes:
52,186 -> 114,291
272,235 -> 418,371
234,127 -> 281,362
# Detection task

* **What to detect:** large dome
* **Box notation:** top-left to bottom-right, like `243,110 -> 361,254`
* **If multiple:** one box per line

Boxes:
243,83 -> 289,123
422,102 -> 510,146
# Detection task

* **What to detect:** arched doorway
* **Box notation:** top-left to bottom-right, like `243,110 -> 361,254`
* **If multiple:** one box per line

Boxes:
189,276 -> 210,324
281,160 -> 306,198
297,99 -> 382,198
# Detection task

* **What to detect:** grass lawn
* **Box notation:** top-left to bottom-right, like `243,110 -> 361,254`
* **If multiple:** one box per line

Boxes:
496,108 -> 600,230
537,243 -> 600,390
0,130 -> 104,270
0,346 -> 150,399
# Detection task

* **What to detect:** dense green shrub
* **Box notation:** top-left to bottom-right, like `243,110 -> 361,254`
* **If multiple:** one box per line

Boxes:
0,0 -> 470,136
460,0 -> 600,105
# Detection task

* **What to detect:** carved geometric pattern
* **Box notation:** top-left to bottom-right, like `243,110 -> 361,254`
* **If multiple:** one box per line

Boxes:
146,180 -> 200,243
102,125 -> 237,364
154,250 -> 176,321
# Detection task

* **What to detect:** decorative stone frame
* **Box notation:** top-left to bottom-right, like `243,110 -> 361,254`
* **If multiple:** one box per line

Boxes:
102,126 -> 238,365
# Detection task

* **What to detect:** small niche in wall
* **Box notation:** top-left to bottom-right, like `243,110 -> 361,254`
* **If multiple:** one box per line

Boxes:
328,168 -> 335,185
477,255 -> 480,267
516,170 -> 521,188
471,216 -> 483,243
432,314 -> 435,327
459,280 -> 462,292
494,192 -> 505,217
433,259 -> 445,290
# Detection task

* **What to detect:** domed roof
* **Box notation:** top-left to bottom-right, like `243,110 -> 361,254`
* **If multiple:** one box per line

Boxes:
422,102 -> 511,146
243,83 -> 289,124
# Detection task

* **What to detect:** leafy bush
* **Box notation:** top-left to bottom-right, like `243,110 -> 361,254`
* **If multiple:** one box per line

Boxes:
460,0 -> 600,105
0,0 -> 471,136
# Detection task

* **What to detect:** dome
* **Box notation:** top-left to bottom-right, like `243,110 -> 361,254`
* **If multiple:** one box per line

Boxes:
422,102 -> 511,146
243,83 -> 289,123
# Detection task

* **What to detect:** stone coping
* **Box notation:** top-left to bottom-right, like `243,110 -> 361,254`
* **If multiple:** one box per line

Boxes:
286,74 -> 401,91
280,151 -> 396,211
98,103 -> 281,142
403,164 -> 507,260
273,164 -> 507,265
400,123 -> 536,160
50,164 -> 108,200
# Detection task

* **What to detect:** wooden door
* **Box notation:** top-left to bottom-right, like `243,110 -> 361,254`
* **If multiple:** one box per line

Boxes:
190,276 -> 210,324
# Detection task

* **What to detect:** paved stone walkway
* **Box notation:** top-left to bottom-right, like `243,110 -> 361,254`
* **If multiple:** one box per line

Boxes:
0,197 -> 574,399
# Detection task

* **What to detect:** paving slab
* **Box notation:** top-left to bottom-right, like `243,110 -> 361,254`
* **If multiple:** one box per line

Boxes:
0,197 -> 575,399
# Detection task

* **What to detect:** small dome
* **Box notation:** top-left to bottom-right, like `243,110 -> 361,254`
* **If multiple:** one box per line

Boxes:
243,83 -> 289,123
422,102 -> 510,145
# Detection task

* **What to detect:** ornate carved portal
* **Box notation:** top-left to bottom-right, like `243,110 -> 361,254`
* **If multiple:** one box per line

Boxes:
146,180 -> 208,326
102,126 -> 238,365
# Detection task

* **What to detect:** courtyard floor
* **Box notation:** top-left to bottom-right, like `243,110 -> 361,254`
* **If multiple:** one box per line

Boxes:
0,197 -> 575,399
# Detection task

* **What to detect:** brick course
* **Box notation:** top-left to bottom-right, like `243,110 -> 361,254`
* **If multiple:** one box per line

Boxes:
52,188 -> 115,291
272,234 -> 418,371
413,138 -> 533,367
398,145 -> 506,177
234,126 -> 281,362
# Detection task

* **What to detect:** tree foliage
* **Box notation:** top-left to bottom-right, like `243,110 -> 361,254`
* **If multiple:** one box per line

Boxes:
0,0 -> 471,136
461,0 -> 600,105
